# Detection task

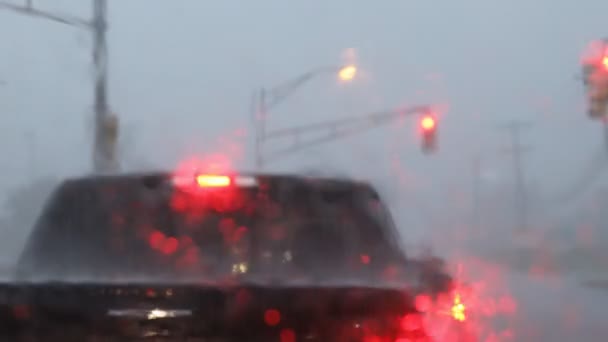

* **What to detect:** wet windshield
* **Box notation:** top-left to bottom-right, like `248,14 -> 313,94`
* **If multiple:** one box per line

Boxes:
17,176 -> 399,282
2,1 -> 608,340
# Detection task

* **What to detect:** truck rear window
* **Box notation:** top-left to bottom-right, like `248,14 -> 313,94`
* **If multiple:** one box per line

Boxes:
18,175 -> 401,281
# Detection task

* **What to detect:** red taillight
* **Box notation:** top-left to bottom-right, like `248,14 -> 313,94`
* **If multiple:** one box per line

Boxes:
451,293 -> 466,322
415,288 -> 478,342
195,174 -> 231,187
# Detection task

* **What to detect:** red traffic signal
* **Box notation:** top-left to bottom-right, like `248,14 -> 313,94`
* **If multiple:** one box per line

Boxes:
586,60 -> 608,119
601,44 -> 608,71
419,114 -> 437,153
581,40 -> 608,119
420,115 -> 436,131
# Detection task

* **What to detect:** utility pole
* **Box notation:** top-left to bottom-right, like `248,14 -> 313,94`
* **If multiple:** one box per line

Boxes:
498,120 -> 533,232
0,0 -> 117,174
90,0 -> 117,173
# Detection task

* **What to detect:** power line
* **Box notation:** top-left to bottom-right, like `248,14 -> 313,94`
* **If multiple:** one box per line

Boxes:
544,145 -> 607,206
0,0 -> 117,174
259,106 -> 432,165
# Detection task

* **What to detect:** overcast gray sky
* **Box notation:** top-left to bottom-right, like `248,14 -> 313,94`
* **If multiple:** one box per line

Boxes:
1,0 -> 608,240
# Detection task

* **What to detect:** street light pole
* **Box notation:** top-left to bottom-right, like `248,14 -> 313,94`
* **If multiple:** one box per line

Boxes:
252,64 -> 357,170
0,0 -> 117,174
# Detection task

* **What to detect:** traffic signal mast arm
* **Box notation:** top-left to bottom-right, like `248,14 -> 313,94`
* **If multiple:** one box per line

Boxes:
260,106 -> 432,164
0,1 -> 90,28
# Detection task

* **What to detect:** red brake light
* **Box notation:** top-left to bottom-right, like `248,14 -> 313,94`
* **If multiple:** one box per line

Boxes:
195,174 -> 231,187
602,55 -> 608,70
451,293 -> 466,322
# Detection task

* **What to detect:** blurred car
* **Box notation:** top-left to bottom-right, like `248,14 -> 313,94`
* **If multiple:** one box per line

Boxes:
0,171 -> 473,341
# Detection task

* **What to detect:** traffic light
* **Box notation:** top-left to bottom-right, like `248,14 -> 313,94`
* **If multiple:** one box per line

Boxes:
419,113 -> 437,153
586,69 -> 608,119
582,40 -> 608,119
589,83 -> 608,118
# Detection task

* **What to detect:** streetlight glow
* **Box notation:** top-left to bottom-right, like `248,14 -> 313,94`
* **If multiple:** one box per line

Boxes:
338,65 -> 357,81
254,62 -> 361,168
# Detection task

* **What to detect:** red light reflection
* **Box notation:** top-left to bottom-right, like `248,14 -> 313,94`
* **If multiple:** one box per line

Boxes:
280,329 -> 296,342
400,313 -> 423,331
148,231 -> 164,249
415,294 -> 432,313
419,256 -> 520,341
161,237 -> 179,255
148,230 -> 179,255
264,308 -> 281,326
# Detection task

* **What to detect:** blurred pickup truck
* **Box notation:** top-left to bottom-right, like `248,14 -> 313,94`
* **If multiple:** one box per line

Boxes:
0,171 -> 474,341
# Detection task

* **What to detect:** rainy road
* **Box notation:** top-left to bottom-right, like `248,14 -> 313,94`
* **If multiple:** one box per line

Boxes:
500,272 -> 608,341
449,254 -> 608,342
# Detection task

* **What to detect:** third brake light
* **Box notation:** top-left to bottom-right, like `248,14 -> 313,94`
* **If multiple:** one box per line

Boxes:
196,175 -> 231,187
